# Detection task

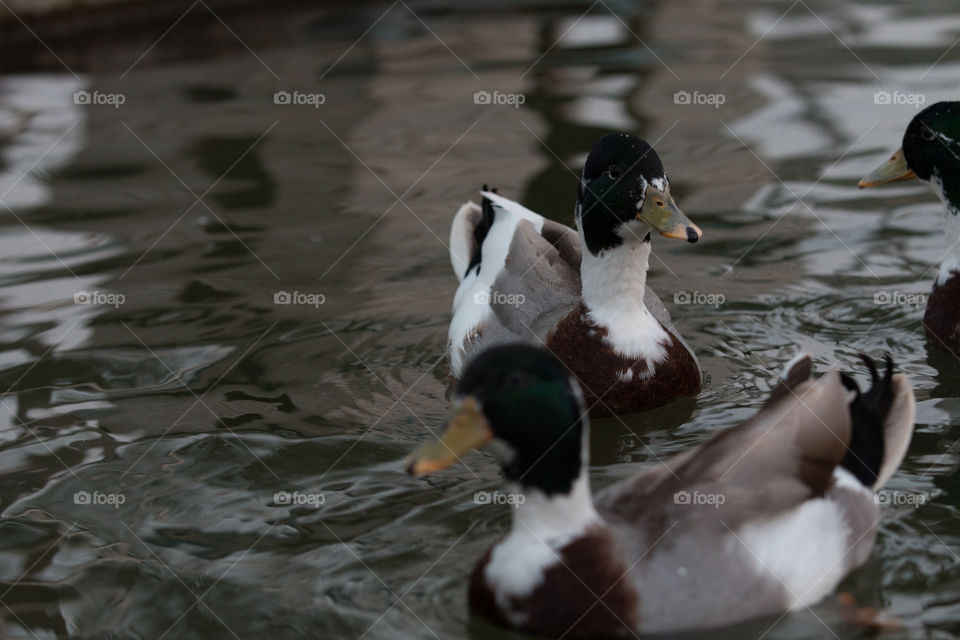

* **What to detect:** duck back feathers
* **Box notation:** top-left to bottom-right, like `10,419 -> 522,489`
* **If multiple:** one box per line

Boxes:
447,188 -> 700,412
593,355 -> 915,634
447,190 -> 582,377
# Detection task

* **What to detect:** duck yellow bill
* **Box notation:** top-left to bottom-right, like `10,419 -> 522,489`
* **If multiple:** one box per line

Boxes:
858,148 -> 917,188
405,396 -> 492,476
637,186 -> 702,243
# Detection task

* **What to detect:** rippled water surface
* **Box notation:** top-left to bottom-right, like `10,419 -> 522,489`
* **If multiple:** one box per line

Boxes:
3,0 -> 960,638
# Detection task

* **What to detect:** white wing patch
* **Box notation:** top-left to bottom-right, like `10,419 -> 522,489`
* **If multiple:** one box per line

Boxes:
447,191 -> 546,376
736,469 -> 863,610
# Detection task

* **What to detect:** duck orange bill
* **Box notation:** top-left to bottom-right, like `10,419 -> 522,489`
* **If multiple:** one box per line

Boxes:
858,148 -> 917,188
405,396 -> 492,476
637,186 -> 702,243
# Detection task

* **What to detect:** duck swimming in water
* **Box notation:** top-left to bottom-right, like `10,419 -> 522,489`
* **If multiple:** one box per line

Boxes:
447,134 -> 702,415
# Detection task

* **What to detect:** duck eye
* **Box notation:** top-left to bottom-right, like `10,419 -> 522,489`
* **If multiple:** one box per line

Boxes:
607,165 -> 622,180
504,372 -> 529,389
922,126 -> 936,142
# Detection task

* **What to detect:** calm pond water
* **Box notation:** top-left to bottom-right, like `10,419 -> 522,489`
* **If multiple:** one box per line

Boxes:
2,0 -> 960,638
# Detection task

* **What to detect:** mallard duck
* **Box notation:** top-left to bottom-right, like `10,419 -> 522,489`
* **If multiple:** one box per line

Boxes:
859,100 -> 960,354
448,134 -> 702,416
407,344 -> 915,637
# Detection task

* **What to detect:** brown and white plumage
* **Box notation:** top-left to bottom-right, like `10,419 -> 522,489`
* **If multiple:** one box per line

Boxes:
408,346 -> 916,636
446,134 -> 704,415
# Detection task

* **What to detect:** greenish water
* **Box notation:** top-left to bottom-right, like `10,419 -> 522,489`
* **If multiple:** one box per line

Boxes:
1,0 -> 960,638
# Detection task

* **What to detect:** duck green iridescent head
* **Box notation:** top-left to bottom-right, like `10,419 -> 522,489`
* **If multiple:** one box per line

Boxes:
860,101 -> 960,211
406,344 -> 586,496
577,133 -> 702,255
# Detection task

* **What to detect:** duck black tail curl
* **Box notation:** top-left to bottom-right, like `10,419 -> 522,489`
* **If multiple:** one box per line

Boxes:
466,185 -> 498,278
839,354 -> 895,487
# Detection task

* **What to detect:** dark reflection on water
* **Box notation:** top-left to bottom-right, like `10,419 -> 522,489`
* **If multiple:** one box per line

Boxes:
1,0 -> 960,638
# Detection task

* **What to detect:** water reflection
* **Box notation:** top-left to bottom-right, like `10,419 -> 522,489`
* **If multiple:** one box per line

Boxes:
0,1 -> 959,638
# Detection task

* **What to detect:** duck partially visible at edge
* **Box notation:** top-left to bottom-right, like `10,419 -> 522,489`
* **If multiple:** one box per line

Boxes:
860,100 -> 960,354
